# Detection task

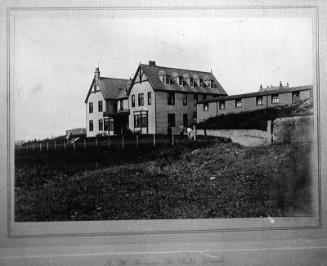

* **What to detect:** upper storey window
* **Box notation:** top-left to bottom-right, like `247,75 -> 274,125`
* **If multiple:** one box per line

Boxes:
162,75 -> 171,85
178,76 -> 183,86
190,78 -> 194,87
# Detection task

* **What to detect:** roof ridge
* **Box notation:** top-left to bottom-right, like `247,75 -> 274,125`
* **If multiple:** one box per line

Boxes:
100,77 -> 129,81
140,63 -> 212,75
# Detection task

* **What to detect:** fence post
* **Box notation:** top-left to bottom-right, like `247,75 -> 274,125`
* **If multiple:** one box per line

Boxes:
153,134 -> 156,146
39,143 -> 42,151
84,138 -> 86,149
32,143 -> 35,151
193,124 -> 197,141
172,134 -> 174,146
267,120 -> 272,144
54,141 -> 56,151
122,135 -> 125,149
108,136 -> 111,148
73,142 -> 76,151
95,137 -> 98,147
26,144 -> 28,152
136,135 -> 139,148
64,141 -> 66,150
46,142 -> 49,151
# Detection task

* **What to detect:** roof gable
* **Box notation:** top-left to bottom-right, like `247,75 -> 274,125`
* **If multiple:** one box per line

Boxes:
85,77 -> 129,103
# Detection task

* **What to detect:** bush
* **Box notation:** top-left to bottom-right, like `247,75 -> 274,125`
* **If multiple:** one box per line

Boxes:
198,99 -> 313,131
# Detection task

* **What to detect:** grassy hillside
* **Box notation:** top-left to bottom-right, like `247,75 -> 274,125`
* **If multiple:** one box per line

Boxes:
15,141 -> 313,221
198,99 -> 313,131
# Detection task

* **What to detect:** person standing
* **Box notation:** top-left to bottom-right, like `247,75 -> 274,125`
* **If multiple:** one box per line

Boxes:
187,127 -> 193,141
179,124 -> 184,139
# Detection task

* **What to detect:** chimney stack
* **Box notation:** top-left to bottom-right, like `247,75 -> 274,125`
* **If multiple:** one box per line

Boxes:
94,67 -> 100,81
149,60 -> 156,66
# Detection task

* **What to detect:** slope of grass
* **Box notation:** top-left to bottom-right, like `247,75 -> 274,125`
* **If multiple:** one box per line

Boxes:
15,141 -> 313,221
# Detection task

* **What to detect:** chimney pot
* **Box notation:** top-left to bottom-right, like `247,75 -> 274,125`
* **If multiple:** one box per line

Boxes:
149,60 -> 156,66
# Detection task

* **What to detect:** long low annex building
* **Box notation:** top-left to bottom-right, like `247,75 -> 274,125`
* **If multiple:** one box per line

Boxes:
196,84 -> 313,122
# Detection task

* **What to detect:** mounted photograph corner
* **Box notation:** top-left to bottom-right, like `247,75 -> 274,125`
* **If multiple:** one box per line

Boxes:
13,16 -> 315,222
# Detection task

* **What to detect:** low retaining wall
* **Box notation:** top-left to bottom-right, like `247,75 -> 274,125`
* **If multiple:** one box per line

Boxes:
273,115 -> 314,144
196,129 -> 271,146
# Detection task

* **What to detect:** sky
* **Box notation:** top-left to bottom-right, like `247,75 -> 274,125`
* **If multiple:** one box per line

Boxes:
14,16 -> 313,141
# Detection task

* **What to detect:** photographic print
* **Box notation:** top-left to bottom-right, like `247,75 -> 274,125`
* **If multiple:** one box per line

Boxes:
13,15 -> 315,222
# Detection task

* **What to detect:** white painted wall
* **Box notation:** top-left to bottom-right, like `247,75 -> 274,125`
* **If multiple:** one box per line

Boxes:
86,86 -> 106,137
128,81 -> 156,134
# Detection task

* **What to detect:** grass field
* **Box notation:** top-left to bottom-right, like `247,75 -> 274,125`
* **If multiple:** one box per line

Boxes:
15,140 -> 313,221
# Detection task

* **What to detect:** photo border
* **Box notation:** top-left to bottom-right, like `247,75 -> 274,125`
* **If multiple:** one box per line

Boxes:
3,2 -> 324,241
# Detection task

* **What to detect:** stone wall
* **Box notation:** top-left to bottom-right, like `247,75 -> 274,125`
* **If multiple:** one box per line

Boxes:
196,129 -> 271,146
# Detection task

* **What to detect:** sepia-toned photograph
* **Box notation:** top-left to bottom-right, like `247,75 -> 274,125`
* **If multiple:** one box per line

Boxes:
14,16 -> 315,222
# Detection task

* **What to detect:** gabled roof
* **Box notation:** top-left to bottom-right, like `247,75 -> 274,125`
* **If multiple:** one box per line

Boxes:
85,77 -> 129,103
130,63 -> 227,95
199,85 -> 313,104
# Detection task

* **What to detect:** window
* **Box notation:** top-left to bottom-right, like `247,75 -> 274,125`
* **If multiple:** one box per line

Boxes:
120,99 -> 124,111
182,93 -> 187,105
98,100 -> 103,112
168,113 -> 175,127
203,103 -> 209,111
89,120 -> 93,132
131,95 -> 135,107
138,93 -> 144,106
190,78 -> 194,87
193,111 -> 197,121
89,102 -> 93,113
235,99 -> 242,108
104,118 -> 109,131
98,119 -> 103,131
104,118 -> 114,131
163,75 -> 171,85
203,94 -> 207,101
134,114 -> 148,128
271,94 -> 279,104
200,79 -> 204,87
183,113 -> 188,127
292,91 -> 300,102
219,101 -> 225,110
193,94 -> 198,107
167,92 -> 175,105
256,96 -> 263,106
148,92 -> 152,105
210,80 -> 215,88
178,76 -> 183,86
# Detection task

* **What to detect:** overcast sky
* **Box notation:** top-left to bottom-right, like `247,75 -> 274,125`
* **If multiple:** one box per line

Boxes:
14,16 -> 313,141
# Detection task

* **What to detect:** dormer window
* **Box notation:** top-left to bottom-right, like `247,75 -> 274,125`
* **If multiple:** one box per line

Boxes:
200,79 -> 204,87
178,76 -> 183,86
210,80 -> 214,88
163,75 -> 171,85
190,78 -> 194,87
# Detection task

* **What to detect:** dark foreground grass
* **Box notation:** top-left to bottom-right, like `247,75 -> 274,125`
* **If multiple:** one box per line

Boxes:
15,141 -> 313,221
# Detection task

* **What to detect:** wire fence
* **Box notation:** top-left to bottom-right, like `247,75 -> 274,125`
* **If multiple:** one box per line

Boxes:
15,134 -> 215,153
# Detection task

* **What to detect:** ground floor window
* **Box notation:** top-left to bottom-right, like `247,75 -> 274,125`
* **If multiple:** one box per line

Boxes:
134,113 -> 148,128
203,102 -> 209,111
183,113 -> 188,127
89,120 -> 93,132
271,94 -> 279,104
168,113 -> 175,127
256,96 -> 263,106
235,98 -> 242,108
98,119 -> 103,131
292,91 -> 300,102
104,118 -> 114,131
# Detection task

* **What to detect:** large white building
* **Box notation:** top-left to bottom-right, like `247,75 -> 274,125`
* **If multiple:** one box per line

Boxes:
85,62 -> 227,137
84,67 -> 130,137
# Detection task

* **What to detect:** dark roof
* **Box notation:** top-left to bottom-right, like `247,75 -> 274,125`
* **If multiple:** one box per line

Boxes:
198,85 -> 312,104
133,63 -> 227,95
85,77 -> 129,103
97,77 -> 129,99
